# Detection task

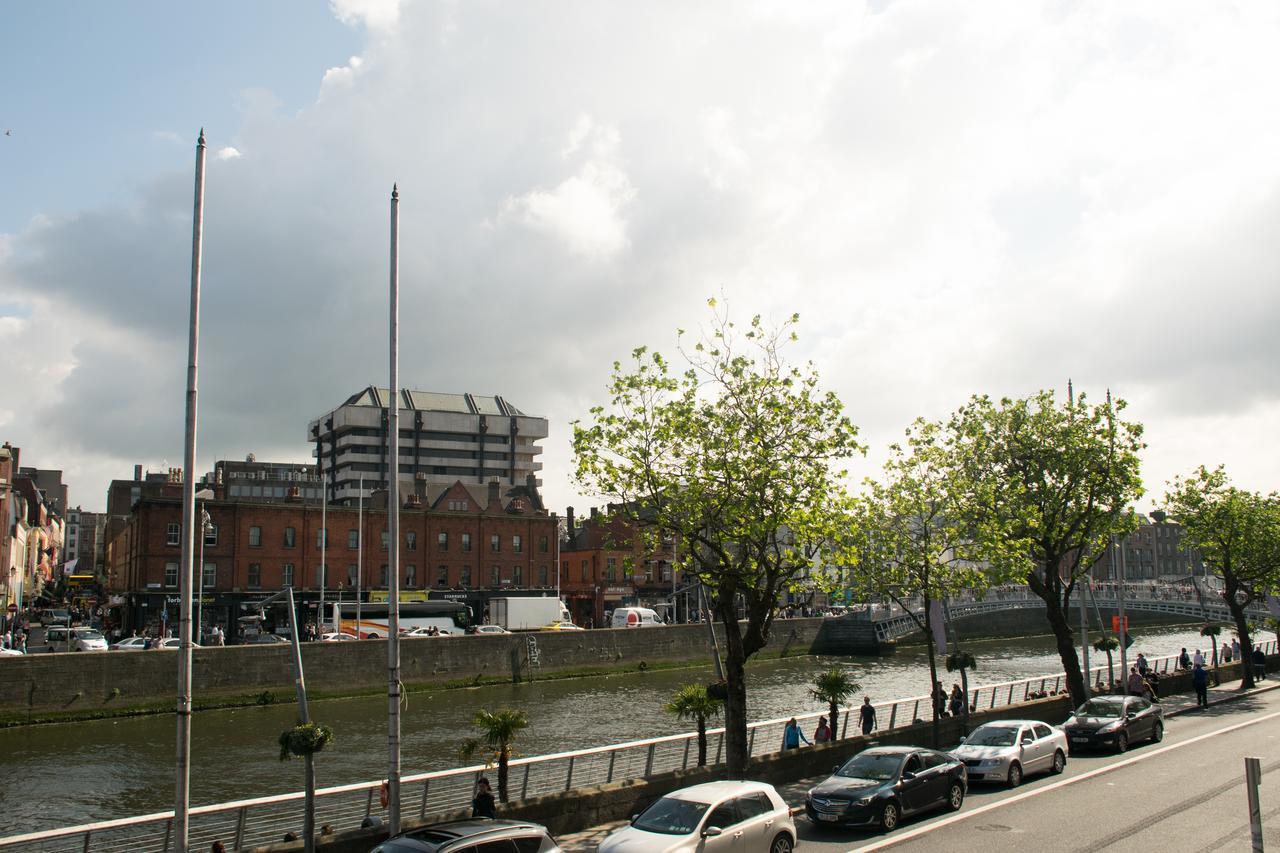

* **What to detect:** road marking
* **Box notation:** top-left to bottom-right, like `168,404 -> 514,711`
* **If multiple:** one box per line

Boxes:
849,708 -> 1280,852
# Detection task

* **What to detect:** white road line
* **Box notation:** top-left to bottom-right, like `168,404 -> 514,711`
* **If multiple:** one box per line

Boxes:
848,708 -> 1280,852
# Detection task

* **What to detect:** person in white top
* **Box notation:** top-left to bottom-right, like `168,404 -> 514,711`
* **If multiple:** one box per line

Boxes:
1193,649 -> 1205,667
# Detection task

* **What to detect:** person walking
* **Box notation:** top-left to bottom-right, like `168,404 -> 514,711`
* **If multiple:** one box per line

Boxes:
814,716 -> 832,744
1127,666 -> 1145,697
1192,663 -> 1209,708
1252,646 -> 1267,681
1136,653 -> 1149,675
948,683 -> 966,717
472,777 -> 497,818
1232,638 -> 1241,660
1221,641 -> 1232,664
859,697 -> 877,736
933,681 -> 948,717
782,717 -> 810,750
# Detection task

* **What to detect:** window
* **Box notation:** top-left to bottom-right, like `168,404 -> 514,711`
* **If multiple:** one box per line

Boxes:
282,563 -> 294,588
706,802 -> 740,830
437,565 -> 448,587
490,534 -> 501,553
248,563 -> 261,588
606,557 -> 617,583
380,565 -> 389,586
347,564 -> 358,587
438,532 -> 448,551
317,528 -> 328,549
381,531 -> 390,551
539,565 -> 548,586
406,532 -> 417,552
513,566 -> 523,586
204,524 -> 218,547
284,527 -> 296,548
581,560 -> 589,582
491,565 -> 501,586
461,533 -> 472,552
164,562 -> 179,586
461,566 -> 472,586
249,526 -> 262,547
202,562 -> 216,588
736,793 -> 772,820
167,523 -> 181,547
539,535 -> 549,553
512,535 -> 523,553
348,530 -> 359,549
406,565 -> 417,588
1033,723 -> 1053,740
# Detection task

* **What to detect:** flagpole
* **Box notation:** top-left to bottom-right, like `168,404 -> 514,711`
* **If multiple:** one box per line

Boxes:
175,128 -> 206,853
387,184 -> 403,833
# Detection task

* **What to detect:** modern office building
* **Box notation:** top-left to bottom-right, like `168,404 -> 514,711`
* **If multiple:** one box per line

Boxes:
308,387 -> 548,506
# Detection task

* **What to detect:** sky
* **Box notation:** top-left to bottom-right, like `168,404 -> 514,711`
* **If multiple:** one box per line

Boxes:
2,0 -> 1279,515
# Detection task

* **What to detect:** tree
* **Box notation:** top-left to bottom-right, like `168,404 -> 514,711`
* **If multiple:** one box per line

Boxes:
948,389 -> 1144,706
459,708 -> 529,802
810,669 -> 858,739
573,303 -> 862,777
665,684 -> 723,766
1164,467 -> 1280,690
853,418 -> 997,745
945,651 -> 977,731
1200,623 -> 1222,668
1092,636 -> 1119,689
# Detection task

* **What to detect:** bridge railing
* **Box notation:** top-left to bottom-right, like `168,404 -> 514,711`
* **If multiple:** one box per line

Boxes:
1,638 -> 1274,852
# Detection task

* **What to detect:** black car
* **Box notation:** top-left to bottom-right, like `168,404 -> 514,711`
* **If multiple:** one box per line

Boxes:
1062,695 -> 1163,754
370,818 -> 560,853
805,746 -> 967,832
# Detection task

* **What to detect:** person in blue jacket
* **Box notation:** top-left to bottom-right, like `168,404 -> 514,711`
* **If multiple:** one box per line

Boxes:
1192,663 -> 1209,708
782,718 -> 810,750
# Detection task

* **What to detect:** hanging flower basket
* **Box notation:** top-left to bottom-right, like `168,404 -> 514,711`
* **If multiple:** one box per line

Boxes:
278,722 -> 335,761
945,651 -> 976,672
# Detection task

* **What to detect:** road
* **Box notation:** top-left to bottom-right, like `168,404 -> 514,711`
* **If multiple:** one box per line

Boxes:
795,686 -> 1280,853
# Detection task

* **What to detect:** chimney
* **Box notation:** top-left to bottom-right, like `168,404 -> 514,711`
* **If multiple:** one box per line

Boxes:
405,493 -> 422,509
590,506 -> 600,521
488,479 -> 500,506
134,465 -> 143,481
415,472 -> 427,497
566,506 -> 575,535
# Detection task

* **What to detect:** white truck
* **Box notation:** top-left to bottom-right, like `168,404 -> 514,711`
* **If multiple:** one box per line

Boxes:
489,596 -> 571,631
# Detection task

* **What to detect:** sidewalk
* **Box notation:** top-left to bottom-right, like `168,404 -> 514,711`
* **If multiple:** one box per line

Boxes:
555,679 -> 1280,852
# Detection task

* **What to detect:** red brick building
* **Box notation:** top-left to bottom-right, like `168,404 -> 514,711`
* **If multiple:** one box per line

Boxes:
559,506 -> 679,628
107,478 -> 557,637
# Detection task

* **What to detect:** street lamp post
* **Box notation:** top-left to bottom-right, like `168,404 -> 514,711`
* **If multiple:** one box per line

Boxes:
194,488 -> 214,645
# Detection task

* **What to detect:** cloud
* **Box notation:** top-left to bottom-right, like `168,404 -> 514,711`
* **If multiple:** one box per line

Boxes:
216,146 -> 242,160
3,0 -> 1280,514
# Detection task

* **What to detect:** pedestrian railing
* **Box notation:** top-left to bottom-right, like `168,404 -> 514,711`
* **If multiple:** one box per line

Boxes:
1,639 -> 1274,852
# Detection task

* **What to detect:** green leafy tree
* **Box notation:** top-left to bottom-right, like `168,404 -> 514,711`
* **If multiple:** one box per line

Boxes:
945,651 -> 977,731
573,303 -> 862,777
1092,636 -> 1119,689
1164,467 -> 1280,689
948,389 -> 1144,706
853,418 -> 997,744
1200,623 -> 1222,668
810,669 -> 859,739
665,684 -> 723,766
459,708 -> 529,802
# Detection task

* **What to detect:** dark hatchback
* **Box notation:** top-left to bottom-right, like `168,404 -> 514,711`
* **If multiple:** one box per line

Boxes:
1062,695 -> 1163,754
369,819 -> 560,853
805,746 -> 967,832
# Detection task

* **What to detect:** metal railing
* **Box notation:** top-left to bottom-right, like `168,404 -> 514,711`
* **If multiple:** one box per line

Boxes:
1,639 -> 1274,852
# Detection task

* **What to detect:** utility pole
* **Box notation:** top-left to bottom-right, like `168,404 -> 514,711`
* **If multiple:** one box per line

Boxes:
319,459 -> 327,634
174,129 -> 206,853
386,184 -> 403,834
357,477 -> 363,637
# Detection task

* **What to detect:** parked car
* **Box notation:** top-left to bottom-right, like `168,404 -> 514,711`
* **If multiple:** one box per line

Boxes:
599,780 -> 797,853
951,720 -> 1067,787
0,646 -> 24,657
468,624 -> 510,635
539,621 -> 585,631
110,636 -> 149,651
806,746 -> 966,831
41,609 -> 71,626
45,626 -> 109,652
1062,695 -> 1163,754
320,632 -> 358,642
369,818 -> 560,853
154,638 -> 202,650
402,627 -> 453,638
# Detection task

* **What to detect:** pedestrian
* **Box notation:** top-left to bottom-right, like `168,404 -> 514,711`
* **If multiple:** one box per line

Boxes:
1193,648 -> 1205,667
933,681 -> 948,717
948,683 -> 966,717
1127,666 -> 1145,696
1252,646 -> 1267,681
1221,641 -> 1232,663
1178,648 -> 1191,670
1232,638 -> 1241,660
472,777 -> 497,818
859,696 -> 877,735
782,717 -> 810,750
1136,653 -> 1149,675
1192,663 -> 1209,708
814,716 -> 831,744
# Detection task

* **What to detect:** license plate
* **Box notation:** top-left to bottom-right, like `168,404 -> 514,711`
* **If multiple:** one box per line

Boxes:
1071,737 -> 1088,743
818,814 -> 839,822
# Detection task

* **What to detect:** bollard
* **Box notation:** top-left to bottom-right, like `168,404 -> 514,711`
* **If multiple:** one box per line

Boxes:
1245,756 -> 1263,853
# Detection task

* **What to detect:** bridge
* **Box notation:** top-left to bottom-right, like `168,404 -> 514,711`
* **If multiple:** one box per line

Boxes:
863,586 -> 1270,644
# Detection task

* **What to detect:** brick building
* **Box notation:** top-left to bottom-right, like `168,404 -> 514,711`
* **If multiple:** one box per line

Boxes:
558,506 -> 679,628
1088,513 -> 1205,581
106,476 -> 557,637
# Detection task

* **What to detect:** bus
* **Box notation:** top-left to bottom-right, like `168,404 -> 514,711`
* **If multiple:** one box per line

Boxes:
329,600 -> 472,638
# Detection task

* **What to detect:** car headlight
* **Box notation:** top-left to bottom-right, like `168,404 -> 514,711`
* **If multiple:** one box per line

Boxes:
980,758 -> 1004,768
1098,721 -> 1122,733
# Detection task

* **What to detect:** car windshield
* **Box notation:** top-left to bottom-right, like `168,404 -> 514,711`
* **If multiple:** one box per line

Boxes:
1077,700 -> 1123,718
966,727 -> 1018,747
632,797 -> 711,835
75,630 -> 104,640
837,752 -> 903,781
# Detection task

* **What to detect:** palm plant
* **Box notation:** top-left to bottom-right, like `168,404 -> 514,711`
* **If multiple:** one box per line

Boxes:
1093,636 -> 1120,688
459,708 -> 529,802
665,685 -> 723,766
810,668 -> 859,739
1201,623 -> 1222,667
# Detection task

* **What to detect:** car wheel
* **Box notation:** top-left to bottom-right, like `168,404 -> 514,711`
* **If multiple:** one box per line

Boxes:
1051,750 -> 1066,774
367,633 -> 379,639
947,782 -> 965,811
1151,722 -> 1163,743
1115,732 -> 1128,754
770,833 -> 793,853
880,800 -> 900,831
1007,762 -> 1023,788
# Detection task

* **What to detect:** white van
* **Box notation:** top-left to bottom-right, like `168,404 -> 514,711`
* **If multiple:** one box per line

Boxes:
611,607 -> 664,628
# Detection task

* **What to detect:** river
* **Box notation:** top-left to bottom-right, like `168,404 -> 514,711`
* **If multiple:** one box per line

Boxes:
0,624 -> 1221,835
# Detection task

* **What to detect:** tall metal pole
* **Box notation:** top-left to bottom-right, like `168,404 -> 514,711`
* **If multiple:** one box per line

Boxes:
357,477 -> 363,637
175,128 -> 206,853
1117,536 -> 1129,677
319,461 -> 327,634
386,184 -> 403,833
1079,578 -> 1091,699
196,504 -> 206,644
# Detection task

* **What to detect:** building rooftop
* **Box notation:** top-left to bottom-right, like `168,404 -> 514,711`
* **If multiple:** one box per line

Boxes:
342,386 -> 528,417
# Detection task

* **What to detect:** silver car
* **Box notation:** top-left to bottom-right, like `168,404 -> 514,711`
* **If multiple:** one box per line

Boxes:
599,780 -> 797,853
951,720 -> 1067,787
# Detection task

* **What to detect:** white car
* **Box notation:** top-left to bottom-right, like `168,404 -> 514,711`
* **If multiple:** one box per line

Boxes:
154,637 -> 202,650
470,624 -> 510,635
598,780 -> 797,853
110,636 -> 149,651
951,719 -> 1067,787
0,647 -> 24,657
46,626 -> 109,652
320,632 -> 358,642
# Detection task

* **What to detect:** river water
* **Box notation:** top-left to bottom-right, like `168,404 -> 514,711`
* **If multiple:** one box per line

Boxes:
0,624 -> 1219,835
